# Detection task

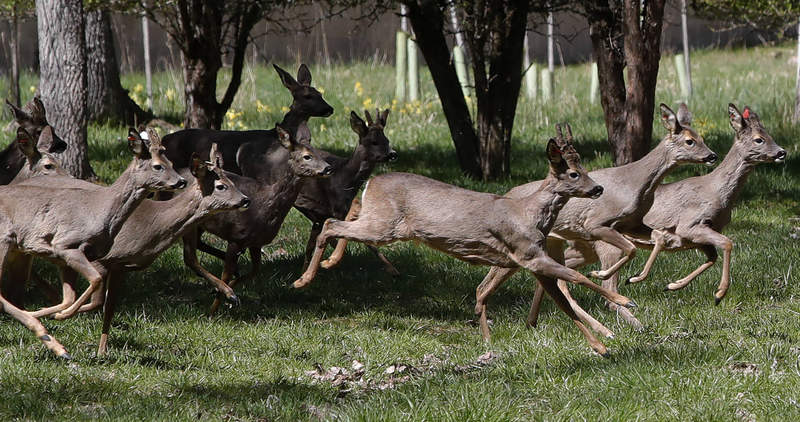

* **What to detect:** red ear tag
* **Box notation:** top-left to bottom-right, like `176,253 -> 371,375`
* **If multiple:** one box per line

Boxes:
18,138 -> 27,144
127,136 -> 137,141
742,109 -> 750,119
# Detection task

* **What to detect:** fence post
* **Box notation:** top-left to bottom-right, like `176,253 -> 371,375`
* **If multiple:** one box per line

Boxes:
674,54 -> 689,101
395,31 -> 408,101
590,62 -> 599,105
681,0 -> 692,98
141,12 -> 153,111
407,37 -> 419,102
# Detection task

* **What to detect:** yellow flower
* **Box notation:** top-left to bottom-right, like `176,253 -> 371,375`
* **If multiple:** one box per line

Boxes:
320,123 -> 326,132
362,97 -> 373,108
354,81 -> 363,97
28,86 -> 35,93
318,87 -> 325,94
165,88 -> 175,102
134,83 -> 144,93
281,106 -> 290,113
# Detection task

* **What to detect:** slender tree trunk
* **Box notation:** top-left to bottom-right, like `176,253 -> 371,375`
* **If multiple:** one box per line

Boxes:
404,0 -> 481,178
8,2 -> 21,106
36,0 -> 94,180
85,9 -> 152,126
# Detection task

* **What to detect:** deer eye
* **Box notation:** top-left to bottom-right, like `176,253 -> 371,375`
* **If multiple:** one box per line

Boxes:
152,163 -> 164,171
753,138 -> 764,144
685,139 -> 694,146
568,171 -> 579,180
303,154 -> 312,161
215,183 -> 228,191
44,164 -> 55,170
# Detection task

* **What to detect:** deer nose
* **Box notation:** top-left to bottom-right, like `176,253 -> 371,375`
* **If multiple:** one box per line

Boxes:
775,150 -> 787,161
322,165 -> 334,175
589,185 -> 604,199
172,178 -> 187,190
704,153 -> 718,164
387,151 -> 398,161
322,105 -> 334,117
239,197 -> 251,210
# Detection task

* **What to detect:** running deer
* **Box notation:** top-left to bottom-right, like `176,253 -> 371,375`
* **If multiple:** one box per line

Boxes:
294,109 -> 397,270
582,104 -> 786,305
293,125 -> 638,356
485,104 -> 717,330
0,128 -> 186,358
2,97 -> 67,184
161,64 -> 333,175
182,124 -> 332,313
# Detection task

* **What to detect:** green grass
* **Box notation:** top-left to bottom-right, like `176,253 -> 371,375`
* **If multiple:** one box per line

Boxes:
1,45 -> 799,420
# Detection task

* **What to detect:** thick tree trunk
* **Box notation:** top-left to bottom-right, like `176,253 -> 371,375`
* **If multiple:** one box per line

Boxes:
182,54 -> 223,129
469,0 -> 528,180
86,9 -> 153,126
404,0 -> 481,178
587,0 -> 666,166
36,0 -> 95,180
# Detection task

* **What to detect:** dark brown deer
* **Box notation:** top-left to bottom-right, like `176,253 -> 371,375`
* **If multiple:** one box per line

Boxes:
1,97 -> 67,184
480,104 -> 717,330
0,128 -> 185,358
580,104 -> 786,305
182,124 -> 333,313
161,64 -> 333,175
294,126 -> 639,356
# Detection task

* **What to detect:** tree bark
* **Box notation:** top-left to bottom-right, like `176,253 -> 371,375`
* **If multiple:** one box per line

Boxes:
36,0 -> 95,180
403,0 -> 481,179
86,9 -> 153,126
587,0 -> 666,166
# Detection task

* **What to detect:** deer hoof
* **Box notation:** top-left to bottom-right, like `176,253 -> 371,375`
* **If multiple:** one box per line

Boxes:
226,294 -> 240,307
714,295 -> 723,306
59,352 -> 72,361
293,278 -> 310,289
625,300 -> 637,309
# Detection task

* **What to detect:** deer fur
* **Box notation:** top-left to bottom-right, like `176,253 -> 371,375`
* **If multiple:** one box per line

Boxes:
293,125 -> 639,356
1,97 -> 67,184
0,128 -> 185,358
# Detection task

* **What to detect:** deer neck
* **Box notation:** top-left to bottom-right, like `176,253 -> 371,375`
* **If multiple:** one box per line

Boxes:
622,140 -> 676,200
279,109 -> 308,136
154,183 -> 206,234
341,145 -> 376,194
525,177 -> 570,235
709,145 -> 755,209
99,162 -> 153,240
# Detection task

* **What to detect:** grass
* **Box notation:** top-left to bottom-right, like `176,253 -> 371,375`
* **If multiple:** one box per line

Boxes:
1,44 -> 799,420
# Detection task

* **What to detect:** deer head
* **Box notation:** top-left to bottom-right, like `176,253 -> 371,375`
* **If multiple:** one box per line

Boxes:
547,123 -> 603,199
6,97 -> 67,154
350,109 -> 397,163
273,64 -> 334,118
127,127 -> 186,191
659,103 -> 717,166
191,143 -> 250,211
276,123 -> 333,178
15,125 -> 67,178
727,104 -> 786,164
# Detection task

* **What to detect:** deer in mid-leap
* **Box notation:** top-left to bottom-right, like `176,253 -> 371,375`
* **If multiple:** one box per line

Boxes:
293,125 -> 639,356
161,64 -> 333,176
579,104 -> 786,305
479,104 -> 717,330
0,128 -> 186,358
182,124 -> 332,313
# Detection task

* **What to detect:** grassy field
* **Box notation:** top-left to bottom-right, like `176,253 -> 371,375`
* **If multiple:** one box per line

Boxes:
0,45 -> 799,421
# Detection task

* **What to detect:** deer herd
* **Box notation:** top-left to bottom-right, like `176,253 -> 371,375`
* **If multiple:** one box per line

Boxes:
0,64 -> 787,361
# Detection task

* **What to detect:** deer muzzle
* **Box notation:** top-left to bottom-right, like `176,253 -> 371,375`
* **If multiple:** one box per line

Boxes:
172,178 -> 188,190
704,153 -> 718,165
589,185 -> 604,199
775,150 -> 787,162
238,197 -> 251,210
387,151 -> 398,162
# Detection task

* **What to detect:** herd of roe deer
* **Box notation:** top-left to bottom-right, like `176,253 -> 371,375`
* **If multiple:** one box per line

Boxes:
0,64 -> 787,360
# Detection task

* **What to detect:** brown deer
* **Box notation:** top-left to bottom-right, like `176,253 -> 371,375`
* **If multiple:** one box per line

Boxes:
0,128 -> 185,358
293,125 -> 639,356
480,104 -> 717,330
182,124 -> 333,313
161,64 -> 333,175
2,97 -> 67,184
580,104 -> 786,305
10,125 -> 69,184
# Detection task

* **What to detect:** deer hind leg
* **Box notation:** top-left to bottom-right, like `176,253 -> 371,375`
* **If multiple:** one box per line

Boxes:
665,245 -> 716,292
182,229 -> 237,303
586,227 -> 637,280
98,272 -> 122,356
52,250 -> 105,320
77,263 -> 110,314
474,266 -> 519,341
28,266 -> 79,318
320,197 -> 362,270
209,245 -> 258,315
0,245 -> 69,358
595,241 -> 642,329
527,237 -> 566,328
303,222 -> 324,268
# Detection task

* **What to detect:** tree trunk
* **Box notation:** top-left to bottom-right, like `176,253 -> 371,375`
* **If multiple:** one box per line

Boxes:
36,0 -> 95,180
587,0 -> 666,166
86,9 -> 153,126
404,0 -> 481,178
8,3 -> 21,107
468,0 -> 528,180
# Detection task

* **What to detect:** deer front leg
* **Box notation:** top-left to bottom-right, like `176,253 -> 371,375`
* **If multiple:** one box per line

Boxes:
209,245 -> 259,315
28,267 -> 78,318
474,266 -> 519,341
181,230 -> 238,304
53,250 -> 105,320
531,255 -> 637,310
670,226 -> 731,303
585,227 -> 637,280
626,230 -> 667,284
320,197 -> 362,270
98,272 -> 121,357
595,241 -> 642,329
665,245 -> 717,291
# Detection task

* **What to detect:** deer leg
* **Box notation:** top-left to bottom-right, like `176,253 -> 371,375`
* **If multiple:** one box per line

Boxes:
665,245 -> 717,292
527,237 -> 566,328
368,245 -> 399,276
564,240 -> 599,269
585,227 -> 637,280
209,245 -> 257,315
53,250 -> 105,320
595,241 -> 642,329
626,230 -> 666,284
474,266 -> 519,341
530,255 -> 636,310
28,267 -> 78,318
535,274 -> 609,356
98,272 -> 121,357
320,197 -> 362,270
182,230 -> 238,303
303,222 -> 324,268
0,246 -> 70,358
667,226 -> 732,303
77,263 -> 109,313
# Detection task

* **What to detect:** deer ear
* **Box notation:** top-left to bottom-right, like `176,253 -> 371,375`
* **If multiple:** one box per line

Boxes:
274,64 -> 299,91
6,99 -> 30,122
295,122 -> 312,143
276,125 -> 293,149
210,143 -> 224,169
660,103 -> 680,134
379,109 -> 390,126
728,103 -> 745,132
742,106 -> 760,124
15,127 -> 36,158
676,103 -> 692,126
31,96 -> 46,122
36,126 -> 56,153
350,111 -> 368,136
297,64 -> 312,86
546,138 -> 564,166
127,128 -> 145,156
